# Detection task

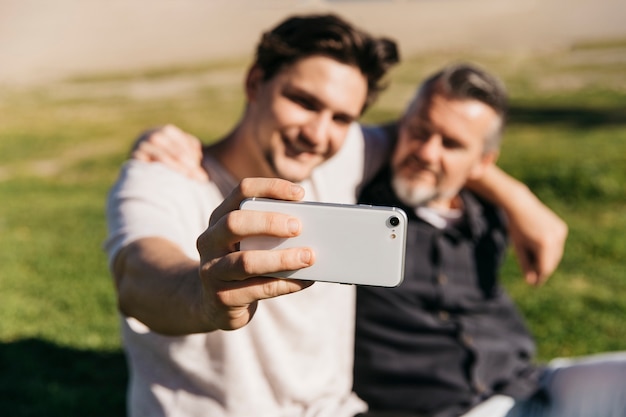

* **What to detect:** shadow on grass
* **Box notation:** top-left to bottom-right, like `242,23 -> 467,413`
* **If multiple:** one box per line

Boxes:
508,105 -> 626,127
0,338 -> 127,417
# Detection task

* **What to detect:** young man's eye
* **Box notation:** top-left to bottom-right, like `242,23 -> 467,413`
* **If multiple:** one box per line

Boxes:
289,95 -> 317,110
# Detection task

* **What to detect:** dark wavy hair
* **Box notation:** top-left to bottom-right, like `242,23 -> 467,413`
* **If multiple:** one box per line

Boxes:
254,14 -> 400,112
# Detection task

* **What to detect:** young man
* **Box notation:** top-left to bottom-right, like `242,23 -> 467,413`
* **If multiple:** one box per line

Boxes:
106,14 -> 399,417
353,64 -> 626,417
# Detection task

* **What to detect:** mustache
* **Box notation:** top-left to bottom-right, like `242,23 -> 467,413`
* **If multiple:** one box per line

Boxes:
398,154 -> 440,176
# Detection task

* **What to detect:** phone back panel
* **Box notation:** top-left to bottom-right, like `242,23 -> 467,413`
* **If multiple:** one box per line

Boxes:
240,198 -> 407,287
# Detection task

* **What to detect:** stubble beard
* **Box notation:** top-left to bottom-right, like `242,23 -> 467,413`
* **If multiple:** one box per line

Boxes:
265,149 -> 315,183
264,134 -> 322,183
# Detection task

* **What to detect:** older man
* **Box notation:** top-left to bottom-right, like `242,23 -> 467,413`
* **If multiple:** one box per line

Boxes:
354,64 -> 626,417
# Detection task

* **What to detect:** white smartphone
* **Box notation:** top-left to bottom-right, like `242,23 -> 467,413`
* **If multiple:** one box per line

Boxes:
239,198 -> 408,287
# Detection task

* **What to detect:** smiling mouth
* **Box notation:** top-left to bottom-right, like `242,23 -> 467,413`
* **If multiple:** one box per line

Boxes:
283,137 -> 320,160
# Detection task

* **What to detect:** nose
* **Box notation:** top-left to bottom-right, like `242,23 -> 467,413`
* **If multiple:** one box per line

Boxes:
301,112 -> 332,149
415,135 -> 442,163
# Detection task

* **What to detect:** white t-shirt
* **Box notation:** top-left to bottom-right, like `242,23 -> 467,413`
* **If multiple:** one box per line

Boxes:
105,124 -> 390,417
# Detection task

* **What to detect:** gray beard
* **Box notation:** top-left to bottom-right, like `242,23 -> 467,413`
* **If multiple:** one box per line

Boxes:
391,176 -> 438,208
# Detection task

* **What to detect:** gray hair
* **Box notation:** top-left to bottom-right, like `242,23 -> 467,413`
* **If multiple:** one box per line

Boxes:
407,63 -> 508,152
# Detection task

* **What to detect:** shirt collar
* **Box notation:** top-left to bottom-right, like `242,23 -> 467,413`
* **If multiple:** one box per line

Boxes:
414,205 -> 464,230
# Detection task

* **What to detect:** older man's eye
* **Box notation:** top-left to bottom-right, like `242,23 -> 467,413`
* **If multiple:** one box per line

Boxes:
442,137 -> 463,149
409,127 -> 429,140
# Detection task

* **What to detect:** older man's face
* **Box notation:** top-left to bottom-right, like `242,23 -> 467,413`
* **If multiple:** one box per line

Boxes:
391,93 -> 500,209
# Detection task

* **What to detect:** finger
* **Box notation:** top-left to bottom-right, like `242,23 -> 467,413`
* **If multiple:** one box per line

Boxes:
131,144 -> 153,162
525,270 -> 540,287
137,124 -> 195,163
131,126 -> 159,154
153,126 -> 192,160
132,130 -> 208,181
162,129 -> 207,181
233,177 -> 306,204
162,124 -> 202,156
209,178 -> 305,226
188,131 -> 203,152
207,247 -> 315,282
533,250 -> 561,286
183,130 -> 203,157
228,209 -> 303,240
530,230 -> 566,286
198,248 -> 315,330
132,127 -> 182,161
132,142 -> 194,175
512,241 -> 540,286
210,277 -> 314,329
131,141 -> 172,163
219,276 -> 315,304
159,132 -> 206,180
199,210 -> 303,255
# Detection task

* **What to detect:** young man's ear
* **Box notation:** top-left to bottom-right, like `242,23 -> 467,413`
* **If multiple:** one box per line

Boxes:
245,66 -> 264,102
469,150 -> 499,180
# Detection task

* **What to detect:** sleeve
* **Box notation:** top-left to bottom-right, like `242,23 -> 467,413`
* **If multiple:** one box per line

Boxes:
360,123 -> 395,188
103,160 -> 203,269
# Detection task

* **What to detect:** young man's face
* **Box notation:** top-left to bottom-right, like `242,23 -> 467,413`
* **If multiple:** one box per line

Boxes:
246,55 -> 368,183
391,92 -> 500,209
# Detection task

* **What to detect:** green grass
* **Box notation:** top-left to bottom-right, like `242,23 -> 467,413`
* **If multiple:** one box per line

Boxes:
1,38 -> 625,415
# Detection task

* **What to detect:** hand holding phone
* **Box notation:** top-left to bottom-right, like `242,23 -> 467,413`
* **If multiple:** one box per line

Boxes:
240,198 -> 407,287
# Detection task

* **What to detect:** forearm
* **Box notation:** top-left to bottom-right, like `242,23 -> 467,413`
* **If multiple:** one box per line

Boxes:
467,164 -> 568,285
468,164 -> 565,227
113,237 -> 216,335
466,164 -> 532,212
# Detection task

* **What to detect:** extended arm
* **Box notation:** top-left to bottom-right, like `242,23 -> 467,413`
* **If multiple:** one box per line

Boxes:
113,237 -> 209,334
111,178 -> 315,335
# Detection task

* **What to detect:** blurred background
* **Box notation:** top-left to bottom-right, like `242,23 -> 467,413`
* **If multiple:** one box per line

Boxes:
1,0 -> 625,415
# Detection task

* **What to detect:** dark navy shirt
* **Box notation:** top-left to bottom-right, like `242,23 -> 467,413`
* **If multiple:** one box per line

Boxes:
354,167 -> 541,417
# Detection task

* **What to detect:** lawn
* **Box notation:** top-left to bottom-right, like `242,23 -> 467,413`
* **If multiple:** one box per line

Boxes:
1,39 -> 625,416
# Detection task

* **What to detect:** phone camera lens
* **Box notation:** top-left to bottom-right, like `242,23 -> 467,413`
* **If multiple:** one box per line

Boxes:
389,216 -> 400,227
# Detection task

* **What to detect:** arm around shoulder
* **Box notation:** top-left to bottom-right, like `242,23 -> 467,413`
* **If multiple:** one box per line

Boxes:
467,165 -> 568,286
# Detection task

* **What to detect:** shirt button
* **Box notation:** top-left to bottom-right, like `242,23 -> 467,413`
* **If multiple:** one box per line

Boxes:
438,311 -> 450,321
437,273 -> 448,285
461,333 -> 474,347
473,380 -> 487,394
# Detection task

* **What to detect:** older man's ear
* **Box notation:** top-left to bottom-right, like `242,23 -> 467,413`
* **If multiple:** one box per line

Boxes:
468,150 -> 499,181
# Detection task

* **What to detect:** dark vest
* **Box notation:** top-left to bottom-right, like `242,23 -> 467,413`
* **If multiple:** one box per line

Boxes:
354,167 -> 540,417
